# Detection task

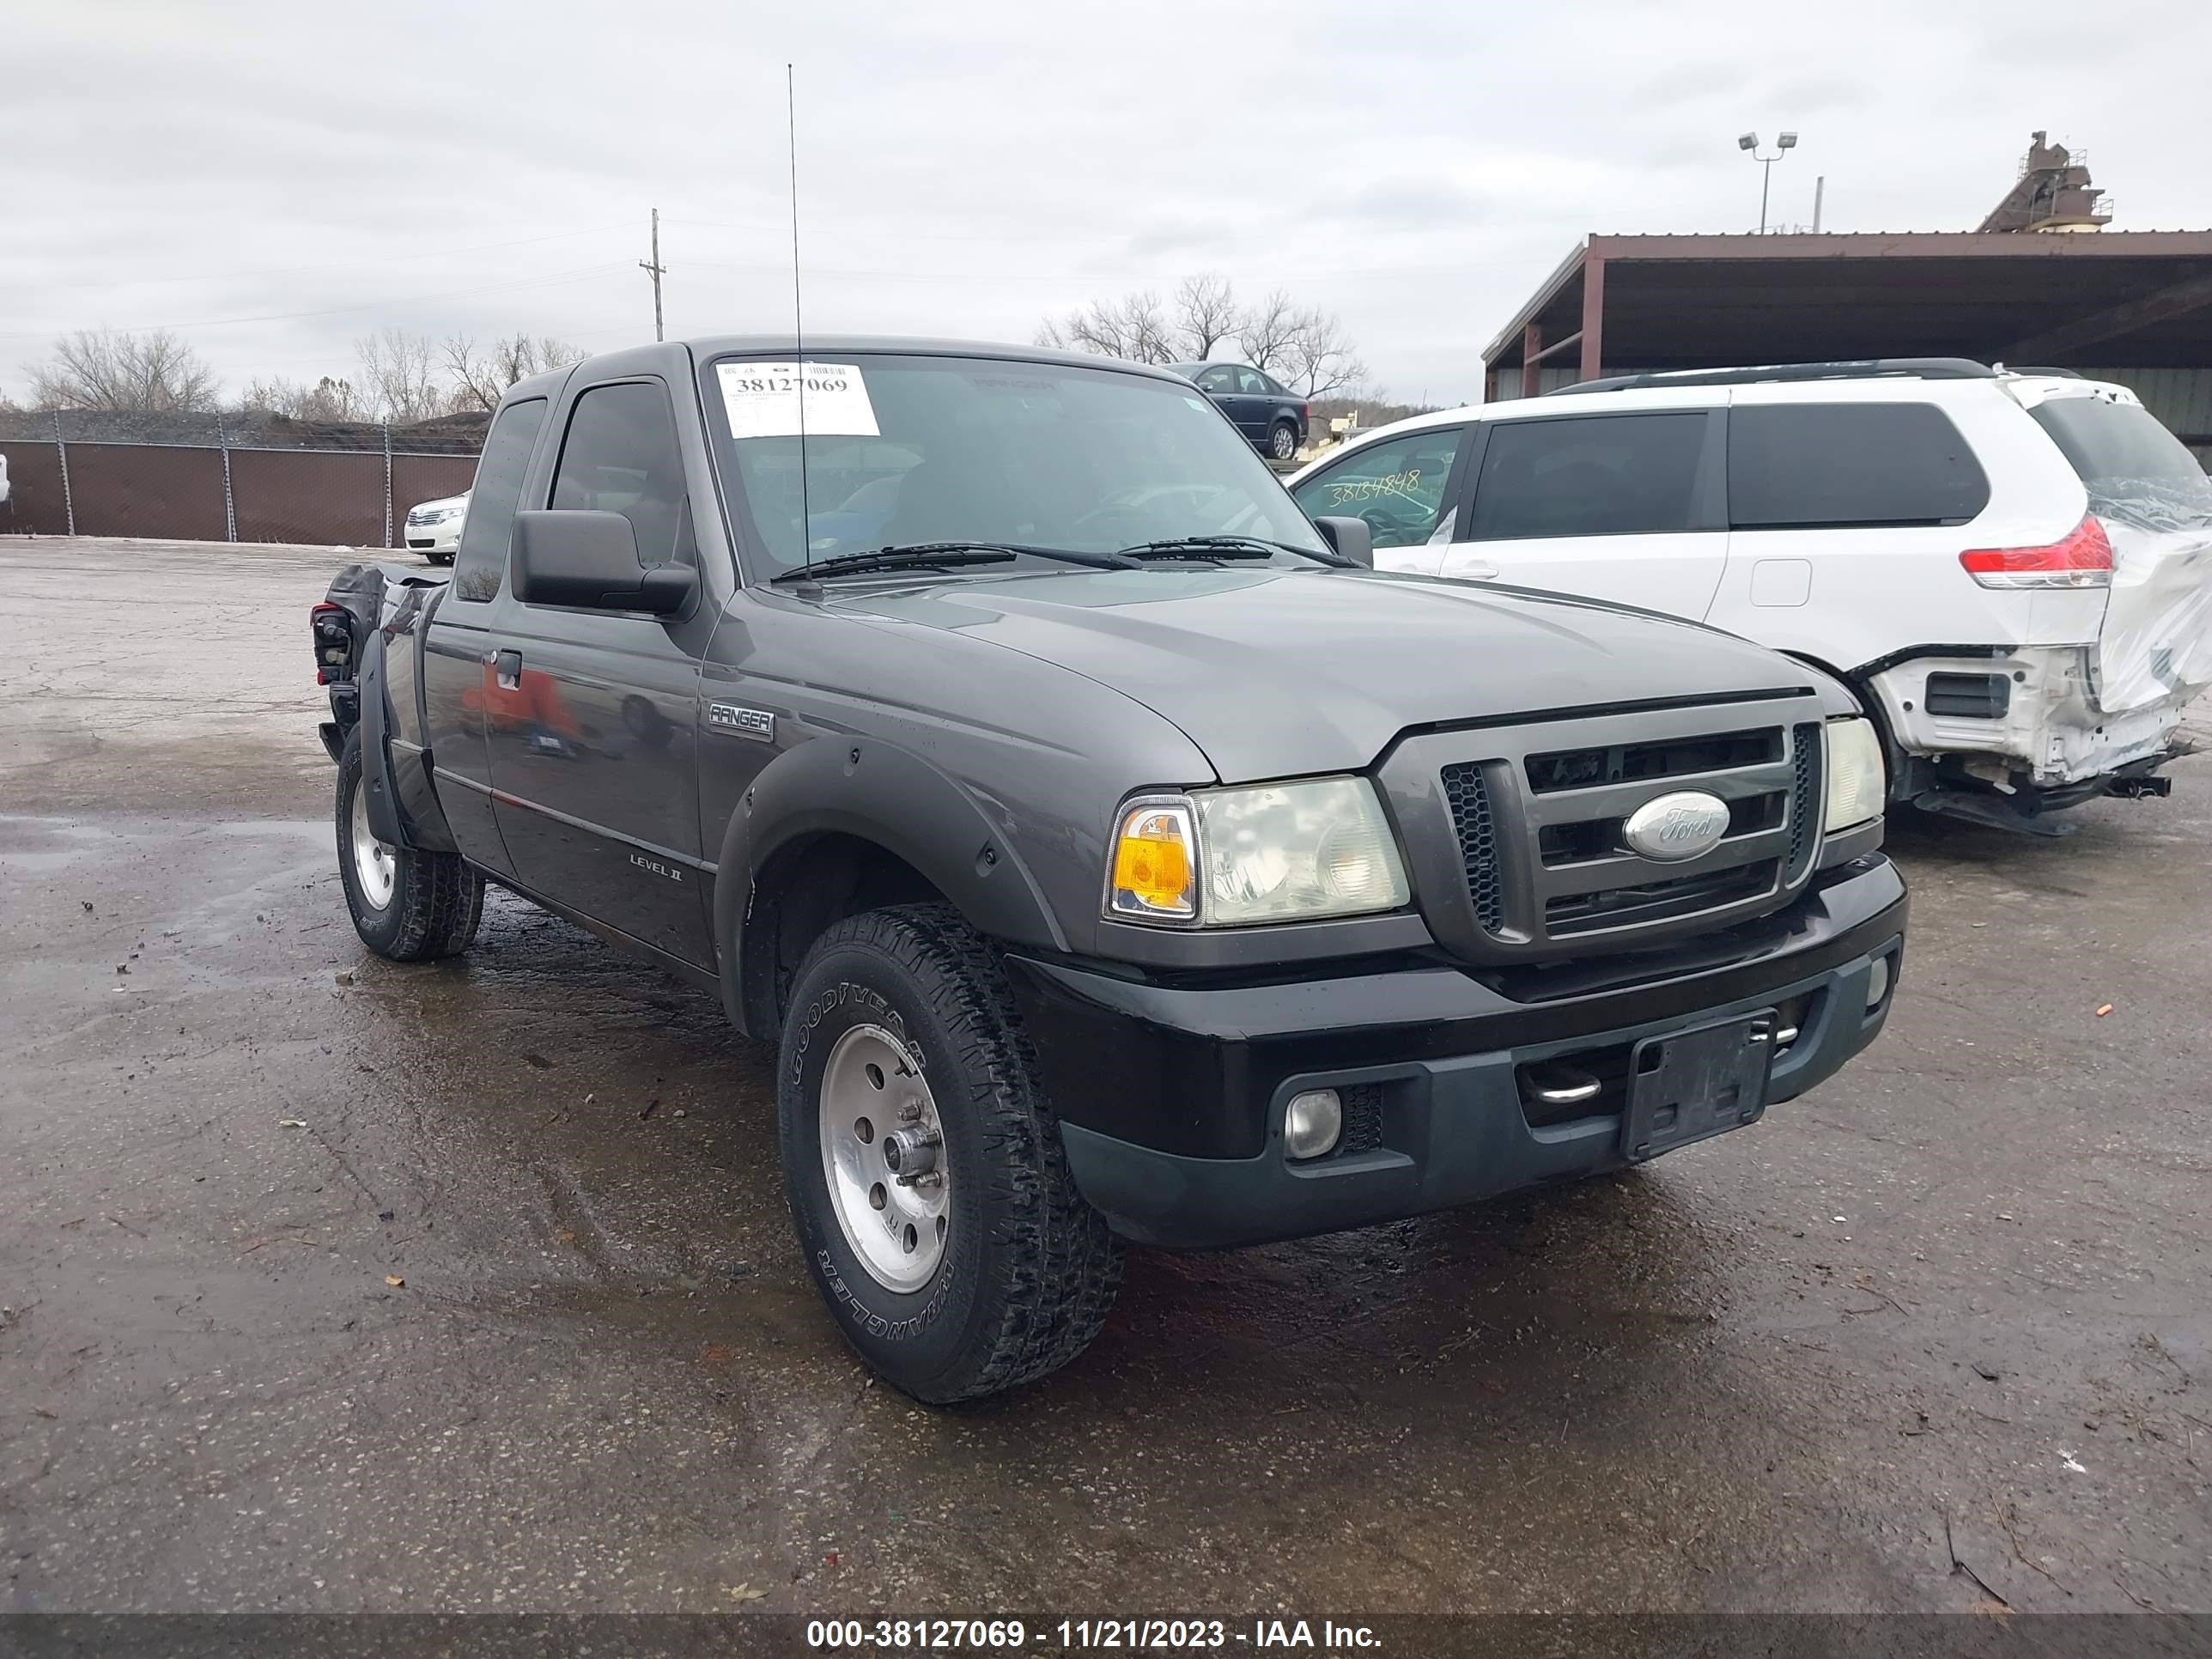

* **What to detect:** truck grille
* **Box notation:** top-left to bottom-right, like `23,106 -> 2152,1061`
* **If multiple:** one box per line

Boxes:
1404,696 -> 1830,962
1545,859 -> 1779,934
1440,763 -> 1506,933
1784,721 -> 1821,884
1523,727 -> 1778,794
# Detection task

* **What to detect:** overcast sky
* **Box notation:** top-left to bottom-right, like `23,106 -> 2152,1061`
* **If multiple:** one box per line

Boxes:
5,0 -> 2208,408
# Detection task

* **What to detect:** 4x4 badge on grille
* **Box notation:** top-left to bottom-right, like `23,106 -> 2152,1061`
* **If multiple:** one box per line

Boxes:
707,703 -> 775,743
1622,791 -> 1731,861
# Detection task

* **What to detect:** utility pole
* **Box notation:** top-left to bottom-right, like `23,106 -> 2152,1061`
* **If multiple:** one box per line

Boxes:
639,207 -> 667,342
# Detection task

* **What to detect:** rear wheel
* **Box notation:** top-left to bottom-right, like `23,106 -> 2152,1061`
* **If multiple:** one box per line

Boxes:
778,902 -> 1121,1403
1269,420 -> 1299,462
335,726 -> 483,960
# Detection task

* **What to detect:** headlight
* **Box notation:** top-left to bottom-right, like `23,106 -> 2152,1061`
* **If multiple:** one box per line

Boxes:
1105,777 -> 1410,927
1823,718 -> 1886,832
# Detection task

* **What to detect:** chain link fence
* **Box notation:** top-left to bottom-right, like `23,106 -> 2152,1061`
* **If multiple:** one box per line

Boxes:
0,409 -> 483,546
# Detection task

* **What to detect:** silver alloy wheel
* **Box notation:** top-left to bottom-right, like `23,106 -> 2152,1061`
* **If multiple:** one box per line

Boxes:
1271,422 -> 1297,460
817,1023 -> 949,1291
349,785 -> 398,910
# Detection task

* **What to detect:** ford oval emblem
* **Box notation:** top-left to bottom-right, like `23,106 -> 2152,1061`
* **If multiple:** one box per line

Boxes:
1622,791 -> 1731,862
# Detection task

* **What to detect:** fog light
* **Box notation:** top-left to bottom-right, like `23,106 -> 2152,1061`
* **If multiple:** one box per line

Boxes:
1866,954 -> 1892,1011
1284,1089 -> 1343,1160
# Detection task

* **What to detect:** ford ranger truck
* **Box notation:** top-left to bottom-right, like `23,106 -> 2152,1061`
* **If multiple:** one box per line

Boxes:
311,337 -> 1908,1403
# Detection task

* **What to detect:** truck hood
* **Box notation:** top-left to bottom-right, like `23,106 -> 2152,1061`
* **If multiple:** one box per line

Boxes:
833,567 -> 1827,783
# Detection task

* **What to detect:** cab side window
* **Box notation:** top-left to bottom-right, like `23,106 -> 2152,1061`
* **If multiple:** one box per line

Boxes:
550,381 -> 693,566
451,398 -> 548,603
1236,368 -> 1273,396
1195,365 -> 1239,394
1290,428 -> 1464,550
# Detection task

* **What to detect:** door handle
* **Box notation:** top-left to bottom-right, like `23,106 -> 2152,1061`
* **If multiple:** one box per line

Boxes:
494,648 -> 522,690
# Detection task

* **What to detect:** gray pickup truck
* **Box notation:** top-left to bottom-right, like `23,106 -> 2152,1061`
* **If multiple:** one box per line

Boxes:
312,336 -> 1907,1402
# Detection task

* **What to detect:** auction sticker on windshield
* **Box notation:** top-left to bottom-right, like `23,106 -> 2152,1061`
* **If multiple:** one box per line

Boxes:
717,362 -> 879,440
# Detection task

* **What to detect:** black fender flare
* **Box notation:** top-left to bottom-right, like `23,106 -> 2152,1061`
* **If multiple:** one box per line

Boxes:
712,736 -> 1067,1036
356,623 -> 410,847
355,599 -> 460,854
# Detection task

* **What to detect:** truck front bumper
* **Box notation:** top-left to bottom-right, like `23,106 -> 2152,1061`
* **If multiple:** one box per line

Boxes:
1004,857 -> 1906,1249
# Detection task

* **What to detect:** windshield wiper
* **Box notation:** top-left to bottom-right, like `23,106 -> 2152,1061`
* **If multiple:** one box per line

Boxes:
772,542 -> 1139,583
771,544 -> 1015,582
1117,535 -> 1358,568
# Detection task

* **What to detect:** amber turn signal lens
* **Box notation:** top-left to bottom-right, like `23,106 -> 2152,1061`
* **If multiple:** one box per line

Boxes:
1108,804 -> 1196,920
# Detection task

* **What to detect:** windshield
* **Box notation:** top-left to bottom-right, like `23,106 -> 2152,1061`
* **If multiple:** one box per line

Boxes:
2028,394 -> 2212,532
700,352 -> 1328,574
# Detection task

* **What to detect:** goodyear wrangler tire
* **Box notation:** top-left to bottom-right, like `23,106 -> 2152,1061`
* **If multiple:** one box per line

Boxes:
335,726 -> 483,962
778,902 -> 1121,1403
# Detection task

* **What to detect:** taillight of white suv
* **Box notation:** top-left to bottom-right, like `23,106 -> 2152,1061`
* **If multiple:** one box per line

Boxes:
1958,514 -> 2113,589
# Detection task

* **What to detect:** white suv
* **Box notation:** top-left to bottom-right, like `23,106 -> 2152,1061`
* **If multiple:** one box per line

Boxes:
402,490 -> 469,564
1289,360 -> 2212,832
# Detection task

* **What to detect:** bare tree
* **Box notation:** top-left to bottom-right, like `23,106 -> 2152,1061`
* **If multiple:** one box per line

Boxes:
355,328 -> 453,423
27,329 -> 220,411
1279,309 -> 1367,399
444,332 -> 585,412
1042,279 -> 1365,387
1170,274 -> 1243,362
1037,291 -> 1178,364
1235,290 -> 1302,379
239,374 -> 368,422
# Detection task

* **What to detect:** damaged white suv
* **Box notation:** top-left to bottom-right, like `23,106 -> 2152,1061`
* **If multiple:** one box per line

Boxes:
1290,360 -> 2212,832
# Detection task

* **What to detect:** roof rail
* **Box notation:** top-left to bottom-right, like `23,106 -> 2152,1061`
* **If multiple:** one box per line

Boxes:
1543,358 -> 2000,397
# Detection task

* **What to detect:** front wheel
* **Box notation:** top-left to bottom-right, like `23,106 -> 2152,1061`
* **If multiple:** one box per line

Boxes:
1269,421 -> 1299,462
778,903 -> 1121,1403
335,726 -> 483,960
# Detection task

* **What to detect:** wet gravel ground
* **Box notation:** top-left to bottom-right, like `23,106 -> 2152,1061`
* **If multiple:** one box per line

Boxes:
2,538 -> 2208,1616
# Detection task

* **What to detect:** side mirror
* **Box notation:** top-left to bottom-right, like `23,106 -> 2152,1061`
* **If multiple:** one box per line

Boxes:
1311,514 -> 1374,568
510,510 -> 696,616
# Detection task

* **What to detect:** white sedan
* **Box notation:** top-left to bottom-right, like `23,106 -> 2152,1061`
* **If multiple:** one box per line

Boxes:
403,491 -> 469,563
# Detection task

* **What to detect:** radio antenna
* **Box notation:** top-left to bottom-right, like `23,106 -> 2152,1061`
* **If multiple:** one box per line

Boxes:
786,62 -> 812,568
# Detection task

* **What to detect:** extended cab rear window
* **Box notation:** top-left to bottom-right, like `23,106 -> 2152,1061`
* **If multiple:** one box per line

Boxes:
2028,395 -> 2212,531
452,398 -> 549,602
1728,403 -> 1989,529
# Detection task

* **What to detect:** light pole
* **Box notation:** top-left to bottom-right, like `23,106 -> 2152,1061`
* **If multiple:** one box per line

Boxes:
1738,131 -> 1798,233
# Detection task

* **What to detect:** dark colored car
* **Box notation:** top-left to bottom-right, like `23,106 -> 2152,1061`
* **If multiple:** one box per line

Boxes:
1171,360 -> 1309,461
313,335 -> 1905,1403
